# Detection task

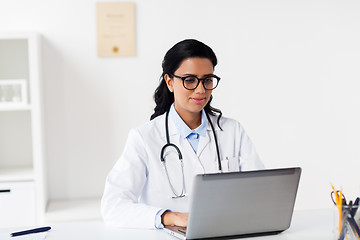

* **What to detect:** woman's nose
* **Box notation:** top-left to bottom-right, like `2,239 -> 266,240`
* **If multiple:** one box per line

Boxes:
194,81 -> 206,93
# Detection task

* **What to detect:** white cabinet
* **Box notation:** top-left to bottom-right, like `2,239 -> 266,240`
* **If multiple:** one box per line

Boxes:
0,32 -> 46,228
0,181 -> 36,228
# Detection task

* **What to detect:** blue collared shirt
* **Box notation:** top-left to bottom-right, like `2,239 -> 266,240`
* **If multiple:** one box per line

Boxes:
155,104 -> 208,228
169,103 -> 207,153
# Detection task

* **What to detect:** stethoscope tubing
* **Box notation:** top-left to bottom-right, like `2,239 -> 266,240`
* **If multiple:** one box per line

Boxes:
160,109 -> 222,198
205,111 -> 222,172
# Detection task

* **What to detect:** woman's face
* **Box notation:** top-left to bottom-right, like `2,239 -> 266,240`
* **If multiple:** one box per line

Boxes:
165,57 -> 214,118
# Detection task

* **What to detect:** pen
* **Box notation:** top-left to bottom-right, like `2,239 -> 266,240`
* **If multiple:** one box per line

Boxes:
10,226 -> 51,237
331,184 -> 343,234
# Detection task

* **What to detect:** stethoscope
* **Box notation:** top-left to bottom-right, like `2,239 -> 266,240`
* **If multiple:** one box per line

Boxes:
160,109 -> 222,198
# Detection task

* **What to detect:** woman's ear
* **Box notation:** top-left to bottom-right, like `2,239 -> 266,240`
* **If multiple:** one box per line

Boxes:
164,74 -> 174,93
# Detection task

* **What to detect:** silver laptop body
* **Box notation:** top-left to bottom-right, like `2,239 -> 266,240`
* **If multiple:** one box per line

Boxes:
164,167 -> 301,240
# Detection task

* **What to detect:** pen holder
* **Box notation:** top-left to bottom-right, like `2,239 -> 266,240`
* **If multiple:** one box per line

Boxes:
333,204 -> 360,240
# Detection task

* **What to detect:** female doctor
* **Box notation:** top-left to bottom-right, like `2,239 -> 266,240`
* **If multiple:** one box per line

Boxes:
101,39 -> 264,229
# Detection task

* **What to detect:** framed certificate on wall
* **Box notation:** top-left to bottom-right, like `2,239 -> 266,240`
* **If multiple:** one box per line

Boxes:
96,2 -> 136,57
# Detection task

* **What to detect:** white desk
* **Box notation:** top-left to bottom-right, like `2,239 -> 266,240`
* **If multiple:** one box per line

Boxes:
0,209 -> 334,240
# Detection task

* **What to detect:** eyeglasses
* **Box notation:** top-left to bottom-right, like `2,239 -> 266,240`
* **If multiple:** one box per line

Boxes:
171,74 -> 220,90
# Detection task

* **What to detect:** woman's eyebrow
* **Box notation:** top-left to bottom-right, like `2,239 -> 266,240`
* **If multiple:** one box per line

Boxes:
202,74 -> 216,77
181,73 -> 214,77
181,73 -> 196,76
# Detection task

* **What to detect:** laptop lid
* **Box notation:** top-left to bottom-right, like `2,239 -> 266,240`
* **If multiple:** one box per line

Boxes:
185,167 -> 301,239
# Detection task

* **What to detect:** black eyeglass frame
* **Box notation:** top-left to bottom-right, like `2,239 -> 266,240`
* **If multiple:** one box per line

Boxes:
170,74 -> 221,90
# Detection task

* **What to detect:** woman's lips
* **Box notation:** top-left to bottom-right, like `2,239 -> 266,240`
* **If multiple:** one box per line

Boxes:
191,98 -> 205,104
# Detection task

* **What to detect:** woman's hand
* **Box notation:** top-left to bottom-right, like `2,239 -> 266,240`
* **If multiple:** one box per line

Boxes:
161,211 -> 188,227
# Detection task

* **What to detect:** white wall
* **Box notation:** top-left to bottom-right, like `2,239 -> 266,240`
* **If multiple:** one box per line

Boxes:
1,0 -> 359,210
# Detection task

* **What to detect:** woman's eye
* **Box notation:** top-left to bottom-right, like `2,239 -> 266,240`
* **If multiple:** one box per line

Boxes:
184,77 -> 197,83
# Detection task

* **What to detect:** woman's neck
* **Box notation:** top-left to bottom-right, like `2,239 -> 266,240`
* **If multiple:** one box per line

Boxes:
175,108 -> 202,130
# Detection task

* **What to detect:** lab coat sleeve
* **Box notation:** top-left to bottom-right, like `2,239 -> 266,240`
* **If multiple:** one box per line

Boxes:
238,124 -> 265,171
101,128 -> 162,229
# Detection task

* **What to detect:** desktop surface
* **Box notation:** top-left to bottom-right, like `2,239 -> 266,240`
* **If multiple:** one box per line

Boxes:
0,209 -> 333,240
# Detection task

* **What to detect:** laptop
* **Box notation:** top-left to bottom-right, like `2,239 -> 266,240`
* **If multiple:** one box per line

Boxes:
164,167 -> 301,239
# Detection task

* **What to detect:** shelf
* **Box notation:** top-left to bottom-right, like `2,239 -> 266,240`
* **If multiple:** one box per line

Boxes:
0,167 -> 34,182
0,104 -> 31,111
0,32 -> 44,228
45,198 -> 102,223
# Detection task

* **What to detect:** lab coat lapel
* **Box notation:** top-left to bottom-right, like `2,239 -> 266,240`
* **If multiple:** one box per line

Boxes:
196,127 -> 211,157
167,118 -> 198,159
165,113 -> 206,172
162,115 -> 190,154
159,113 -> 179,142
196,115 -> 221,172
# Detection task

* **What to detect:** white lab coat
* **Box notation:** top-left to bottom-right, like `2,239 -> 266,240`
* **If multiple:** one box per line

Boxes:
101,112 -> 264,229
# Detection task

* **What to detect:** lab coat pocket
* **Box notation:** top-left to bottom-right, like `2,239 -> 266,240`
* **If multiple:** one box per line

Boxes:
221,156 -> 240,172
